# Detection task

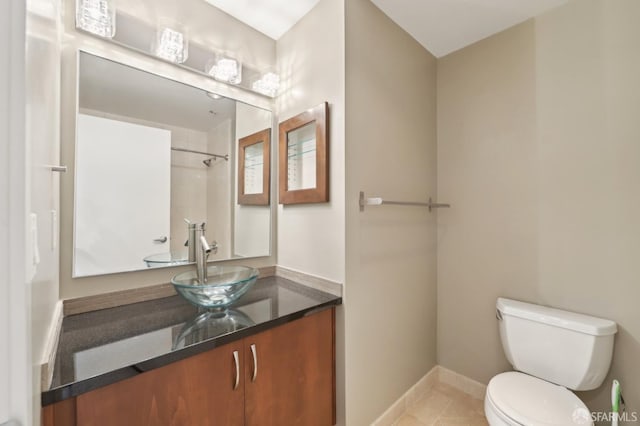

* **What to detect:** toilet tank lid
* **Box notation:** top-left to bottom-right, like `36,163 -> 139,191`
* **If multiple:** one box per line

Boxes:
497,298 -> 617,336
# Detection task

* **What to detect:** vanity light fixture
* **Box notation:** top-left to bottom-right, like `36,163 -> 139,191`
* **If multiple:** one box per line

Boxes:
207,57 -> 242,85
76,0 -> 116,38
74,8 -> 281,98
154,27 -> 189,64
252,72 -> 280,97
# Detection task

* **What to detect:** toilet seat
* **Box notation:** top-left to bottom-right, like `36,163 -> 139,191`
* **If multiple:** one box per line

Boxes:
485,372 -> 593,426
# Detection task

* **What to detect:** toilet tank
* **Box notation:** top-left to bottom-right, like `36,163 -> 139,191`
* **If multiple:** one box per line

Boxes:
496,298 -> 617,391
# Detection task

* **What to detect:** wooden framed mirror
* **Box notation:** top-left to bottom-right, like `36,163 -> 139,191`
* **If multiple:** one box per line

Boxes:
278,102 -> 329,204
238,128 -> 271,205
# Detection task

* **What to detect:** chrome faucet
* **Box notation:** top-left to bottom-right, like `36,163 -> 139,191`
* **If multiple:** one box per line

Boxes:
196,228 -> 212,284
184,220 -> 218,284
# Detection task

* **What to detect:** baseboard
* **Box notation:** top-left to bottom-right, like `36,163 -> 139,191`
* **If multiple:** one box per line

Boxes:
372,365 -> 439,426
437,366 -> 487,400
275,265 -> 343,296
40,300 -> 63,390
371,365 -> 487,426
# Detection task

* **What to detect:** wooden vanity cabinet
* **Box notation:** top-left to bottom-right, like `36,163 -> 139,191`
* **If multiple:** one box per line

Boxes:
244,308 -> 335,426
43,308 -> 335,426
44,341 -> 245,426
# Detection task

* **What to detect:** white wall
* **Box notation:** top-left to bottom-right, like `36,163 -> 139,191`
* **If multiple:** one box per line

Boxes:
26,0 -> 63,423
276,0 -> 346,284
275,3 -> 346,425
0,1 -> 17,423
0,2 -> 14,421
437,0 -> 640,415
3,0 -> 36,424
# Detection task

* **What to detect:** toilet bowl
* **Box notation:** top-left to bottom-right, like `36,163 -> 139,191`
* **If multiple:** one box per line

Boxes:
485,298 -> 617,426
484,372 -> 592,426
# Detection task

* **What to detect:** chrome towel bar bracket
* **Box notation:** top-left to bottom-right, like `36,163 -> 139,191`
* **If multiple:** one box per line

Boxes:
359,191 -> 450,213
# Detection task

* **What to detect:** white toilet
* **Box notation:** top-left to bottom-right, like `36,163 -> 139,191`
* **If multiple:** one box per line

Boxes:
485,298 -> 617,426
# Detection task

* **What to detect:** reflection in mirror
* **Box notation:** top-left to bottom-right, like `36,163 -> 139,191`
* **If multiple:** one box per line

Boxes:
287,122 -> 316,191
245,143 -> 264,195
73,51 -> 272,277
238,128 -> 270,206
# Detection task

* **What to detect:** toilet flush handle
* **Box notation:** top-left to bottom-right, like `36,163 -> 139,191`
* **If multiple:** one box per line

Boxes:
496,309 -> 503,320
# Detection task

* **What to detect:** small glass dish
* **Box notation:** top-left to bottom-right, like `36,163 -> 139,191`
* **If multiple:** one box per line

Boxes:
171,265 -> 259,309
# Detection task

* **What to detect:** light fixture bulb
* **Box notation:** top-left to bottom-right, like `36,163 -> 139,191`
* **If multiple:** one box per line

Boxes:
154,27 -> 188,64
207,57 -> 242,85
76,0 -> 116,38
252,72 -> 280,97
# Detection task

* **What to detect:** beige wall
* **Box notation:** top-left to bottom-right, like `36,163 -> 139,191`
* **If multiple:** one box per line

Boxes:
276,0 -> 346,284
345,0 -> 438,423
59,0 -> 276,299
437,0 -> 640,415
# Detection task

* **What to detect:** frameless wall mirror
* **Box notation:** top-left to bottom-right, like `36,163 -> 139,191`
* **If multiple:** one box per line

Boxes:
73,51 -> 272,277
278,102 -> 329,205
238,128 -> 270,205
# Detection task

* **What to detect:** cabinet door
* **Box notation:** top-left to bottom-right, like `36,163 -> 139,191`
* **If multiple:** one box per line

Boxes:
245,308 -> 335,426
76,342 -> 245,426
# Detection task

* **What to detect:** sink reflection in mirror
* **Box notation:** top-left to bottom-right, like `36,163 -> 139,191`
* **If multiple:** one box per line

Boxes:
72,51 -> 272,277
143,251 -> 189,268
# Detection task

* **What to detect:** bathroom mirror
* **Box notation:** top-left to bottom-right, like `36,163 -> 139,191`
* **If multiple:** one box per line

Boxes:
278,102 -> 329,204
238,128 -> 270,205
73,51 -> 272,277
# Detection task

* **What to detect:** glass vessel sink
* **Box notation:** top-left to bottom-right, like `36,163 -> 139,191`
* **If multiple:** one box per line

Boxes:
171,265 -> 259,309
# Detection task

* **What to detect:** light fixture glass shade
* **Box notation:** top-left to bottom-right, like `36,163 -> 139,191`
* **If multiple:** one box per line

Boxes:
153,27 -> 189,64
207,57 -> 242,85
76,0 -> 116,38
252,72 -> 280,97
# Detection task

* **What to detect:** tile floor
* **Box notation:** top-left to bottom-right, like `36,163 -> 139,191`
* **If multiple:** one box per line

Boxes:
393,382 -> 488,426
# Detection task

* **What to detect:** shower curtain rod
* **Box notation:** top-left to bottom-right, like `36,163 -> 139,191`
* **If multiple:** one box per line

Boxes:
171,147 -> 229,161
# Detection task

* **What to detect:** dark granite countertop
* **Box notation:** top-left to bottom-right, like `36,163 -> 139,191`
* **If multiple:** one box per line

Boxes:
42,276 -> 342,406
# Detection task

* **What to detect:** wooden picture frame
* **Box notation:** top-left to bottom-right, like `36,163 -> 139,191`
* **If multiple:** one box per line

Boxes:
278,102 -> 329,205
238,128 -> 271,205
